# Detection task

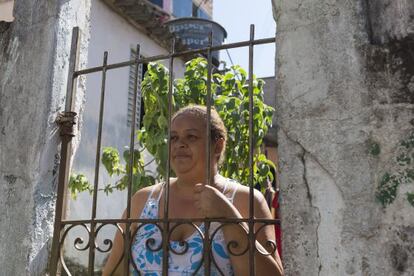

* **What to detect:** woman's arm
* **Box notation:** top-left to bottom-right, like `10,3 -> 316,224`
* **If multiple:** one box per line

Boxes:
251,189 -> 283,275
102,212 -> 127,276
102,187 -> 152,276
221,189 -> 283,276
193,184 -> 284,276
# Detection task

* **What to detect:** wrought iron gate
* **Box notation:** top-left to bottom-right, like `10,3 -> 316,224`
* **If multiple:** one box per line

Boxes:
50,25 -> 279,276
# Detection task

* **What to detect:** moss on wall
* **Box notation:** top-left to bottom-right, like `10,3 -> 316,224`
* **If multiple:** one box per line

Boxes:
376,130 -> 414,207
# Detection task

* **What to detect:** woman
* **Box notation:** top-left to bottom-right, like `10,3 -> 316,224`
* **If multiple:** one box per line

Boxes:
103,105 -> 284,275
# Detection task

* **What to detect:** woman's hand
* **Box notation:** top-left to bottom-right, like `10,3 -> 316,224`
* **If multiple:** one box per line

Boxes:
193,183 -> 234,218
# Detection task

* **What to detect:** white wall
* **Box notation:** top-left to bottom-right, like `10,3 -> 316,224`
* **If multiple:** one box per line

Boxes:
0,0 -> 14,22
65,0 -> 185,268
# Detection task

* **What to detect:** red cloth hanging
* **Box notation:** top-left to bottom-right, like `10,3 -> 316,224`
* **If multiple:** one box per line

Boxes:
272,190 -> 282,259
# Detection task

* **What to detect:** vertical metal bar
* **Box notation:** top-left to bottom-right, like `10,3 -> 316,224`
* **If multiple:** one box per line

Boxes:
124,44 -> 141,275
162,38 -> 175,276
203,31 -> 213,276
248,24 -> 256,276
65,28 -> 80,112
205,33 -> 213,186
88,51 -> 108,275
49,26 -> 80,276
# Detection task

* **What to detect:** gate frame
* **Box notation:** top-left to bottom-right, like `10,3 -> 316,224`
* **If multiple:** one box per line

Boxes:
49,25 -> 279,276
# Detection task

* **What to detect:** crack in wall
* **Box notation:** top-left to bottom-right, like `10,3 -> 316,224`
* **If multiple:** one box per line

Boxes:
280,126 -> 323,274
301,148 -> 323,275
279,125 -> 343,194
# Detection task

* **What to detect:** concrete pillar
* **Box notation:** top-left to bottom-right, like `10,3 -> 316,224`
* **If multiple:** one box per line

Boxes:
272,0 -> 414,274
0,0 -> 91,274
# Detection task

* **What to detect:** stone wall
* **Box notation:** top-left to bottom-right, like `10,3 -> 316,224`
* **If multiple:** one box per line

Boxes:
272,0 -> 413,275
0,0 -> 91,275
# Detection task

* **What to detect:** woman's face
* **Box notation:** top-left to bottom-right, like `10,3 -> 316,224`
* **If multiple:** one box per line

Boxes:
170,114 -> 213,177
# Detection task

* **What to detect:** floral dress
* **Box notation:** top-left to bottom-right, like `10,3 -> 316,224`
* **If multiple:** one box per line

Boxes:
130,180 -> 237,275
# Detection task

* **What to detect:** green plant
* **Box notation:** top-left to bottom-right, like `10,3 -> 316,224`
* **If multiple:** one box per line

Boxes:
69,58 -> 275,196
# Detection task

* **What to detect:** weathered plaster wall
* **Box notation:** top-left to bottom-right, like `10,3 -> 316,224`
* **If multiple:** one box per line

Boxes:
272,0 -> 414,275
0,0 -> 91,275
367,0 -> 414,44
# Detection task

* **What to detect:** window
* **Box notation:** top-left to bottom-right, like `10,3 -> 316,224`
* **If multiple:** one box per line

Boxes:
127,49 -> 147,129
172,0 -> 192,18
148,0 -> 163,8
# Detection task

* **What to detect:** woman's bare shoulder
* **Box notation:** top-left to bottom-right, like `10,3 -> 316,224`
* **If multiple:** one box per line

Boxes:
229,181 -> 263,201
229,182 -> 270,218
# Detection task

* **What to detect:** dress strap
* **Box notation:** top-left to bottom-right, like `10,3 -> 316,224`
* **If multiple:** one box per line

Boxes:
229,184 -> 238,203
147,184 -> 157,200
156,182 -> 165,202
222,178 -> 229,194
222,178 -> 238,203
139,184 -> 159,219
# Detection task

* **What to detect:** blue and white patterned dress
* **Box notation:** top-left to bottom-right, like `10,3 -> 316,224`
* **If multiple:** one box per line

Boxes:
130,180 -> 237,275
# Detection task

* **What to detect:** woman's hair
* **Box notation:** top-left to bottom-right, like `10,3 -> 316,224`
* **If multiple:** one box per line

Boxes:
172,105 -> 227,163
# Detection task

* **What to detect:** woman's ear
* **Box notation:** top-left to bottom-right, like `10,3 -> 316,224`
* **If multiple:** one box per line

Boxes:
214,138 -> 225,156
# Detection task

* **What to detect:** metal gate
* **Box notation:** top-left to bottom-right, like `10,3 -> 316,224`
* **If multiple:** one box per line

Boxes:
50,25 -> 279,275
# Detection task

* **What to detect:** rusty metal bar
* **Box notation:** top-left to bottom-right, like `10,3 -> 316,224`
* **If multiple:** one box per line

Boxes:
248,24 -> 256,276
127,44 -> 140,220
65,28 -> 80,112
49,26 -> 80,276
124,44 -> 141,275
125,45 -> 140,275
61,217 -> 280,225
202,31 -> 214,276
88,50 -> 108,275
205,35 -> 213,205
74,37 -> 276,76
161,37 -> 175,276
